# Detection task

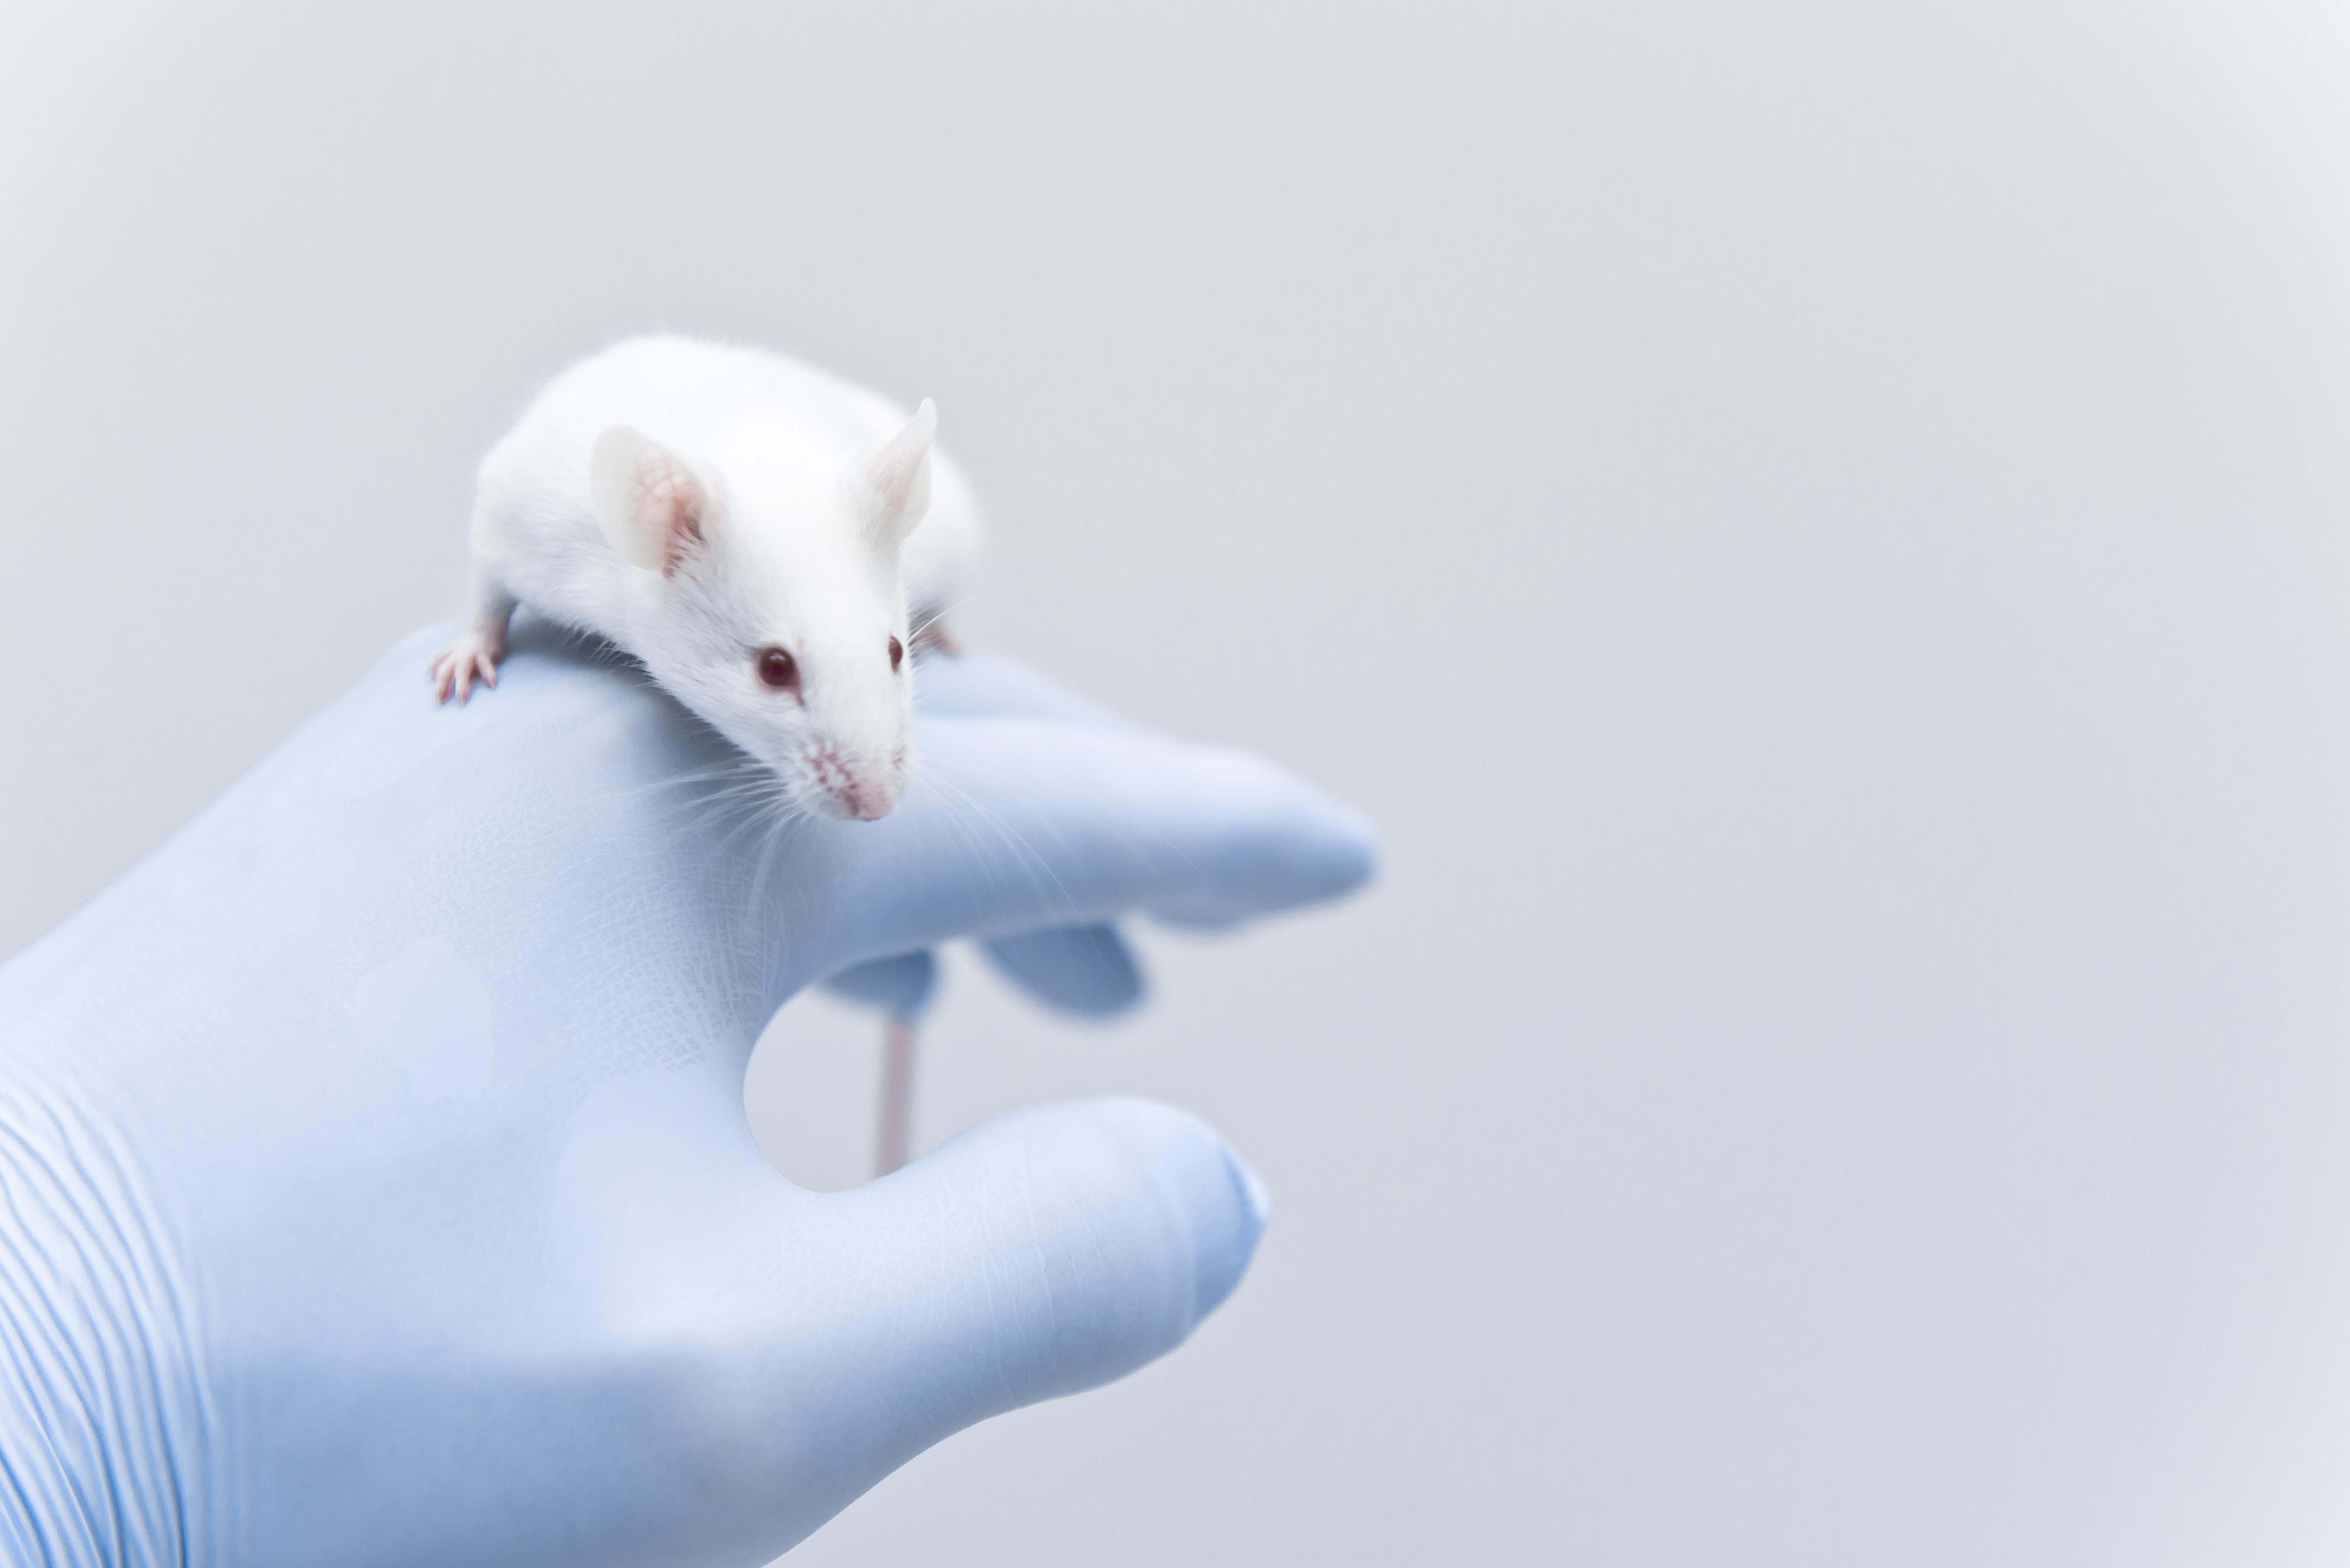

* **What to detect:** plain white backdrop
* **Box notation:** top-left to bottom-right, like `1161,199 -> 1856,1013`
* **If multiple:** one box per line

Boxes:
4,3 -> 2350,1562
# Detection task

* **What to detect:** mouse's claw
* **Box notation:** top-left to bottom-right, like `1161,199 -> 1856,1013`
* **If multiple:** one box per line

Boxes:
430,629 -> 505,705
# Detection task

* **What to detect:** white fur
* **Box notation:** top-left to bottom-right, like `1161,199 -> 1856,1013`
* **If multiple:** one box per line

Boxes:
459,335 -> 985,821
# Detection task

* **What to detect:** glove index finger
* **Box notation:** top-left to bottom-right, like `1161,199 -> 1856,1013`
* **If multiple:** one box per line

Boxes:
797,718 -> 1377,987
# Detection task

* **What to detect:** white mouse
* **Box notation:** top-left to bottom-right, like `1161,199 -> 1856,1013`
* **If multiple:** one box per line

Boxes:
431,335 -> 984,822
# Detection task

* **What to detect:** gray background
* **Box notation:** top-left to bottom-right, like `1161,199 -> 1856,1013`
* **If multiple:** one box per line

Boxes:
4,1 -> 2348,1562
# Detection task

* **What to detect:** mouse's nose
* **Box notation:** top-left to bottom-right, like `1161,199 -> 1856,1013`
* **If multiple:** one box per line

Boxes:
834,780 -> 894,822
808,746 -> 904,822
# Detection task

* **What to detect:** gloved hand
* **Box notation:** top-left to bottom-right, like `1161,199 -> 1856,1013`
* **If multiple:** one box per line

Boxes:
0,623 -> 1374,1568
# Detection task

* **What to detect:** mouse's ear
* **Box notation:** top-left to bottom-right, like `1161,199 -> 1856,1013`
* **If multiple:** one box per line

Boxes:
854,398 -> 936,553
591,426 -> 712,577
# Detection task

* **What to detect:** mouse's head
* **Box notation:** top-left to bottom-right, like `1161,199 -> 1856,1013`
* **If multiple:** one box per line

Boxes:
588,401 -> 938,822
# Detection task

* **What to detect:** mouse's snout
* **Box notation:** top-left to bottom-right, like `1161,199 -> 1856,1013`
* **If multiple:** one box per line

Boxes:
802,742 -> 908,822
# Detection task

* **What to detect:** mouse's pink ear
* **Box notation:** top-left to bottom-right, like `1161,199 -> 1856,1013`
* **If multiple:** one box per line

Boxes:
591,426 -> 712,577
854,398 -> 936,553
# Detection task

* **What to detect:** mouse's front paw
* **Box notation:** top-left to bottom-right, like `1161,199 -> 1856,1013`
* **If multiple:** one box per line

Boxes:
430,630 -> 504,704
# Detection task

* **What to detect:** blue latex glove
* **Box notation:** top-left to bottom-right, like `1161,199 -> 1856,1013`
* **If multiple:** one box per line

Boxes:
0,624 -> 1374,1567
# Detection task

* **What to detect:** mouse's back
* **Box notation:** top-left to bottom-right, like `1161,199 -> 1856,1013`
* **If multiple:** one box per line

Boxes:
456,335 -> 983,821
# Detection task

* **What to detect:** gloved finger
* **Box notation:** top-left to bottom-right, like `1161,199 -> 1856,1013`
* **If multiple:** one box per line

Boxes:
819,950 -> 939,1018
689,1096 -> 1268,1556
794,713 -> 1376,986
841,1097 -> 1266,1406
824,926 -> 1144,1024
910,647 -> 1134,730
978,923 -> 1145,1017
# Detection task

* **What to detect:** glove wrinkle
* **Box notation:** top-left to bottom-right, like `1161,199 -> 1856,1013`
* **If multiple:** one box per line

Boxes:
0,1068 -> 216,1568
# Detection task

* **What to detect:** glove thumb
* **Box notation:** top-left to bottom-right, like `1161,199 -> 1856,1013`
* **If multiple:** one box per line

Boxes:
546,1096 -> 1271,1561
820,1097 -> 1269,1425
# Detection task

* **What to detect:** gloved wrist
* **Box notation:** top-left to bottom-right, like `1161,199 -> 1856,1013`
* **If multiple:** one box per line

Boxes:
0,1065 -> 212,1568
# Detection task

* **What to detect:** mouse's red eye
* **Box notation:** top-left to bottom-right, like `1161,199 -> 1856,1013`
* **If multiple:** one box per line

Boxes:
755,646 -> 800,694
888,635 -> 905,673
